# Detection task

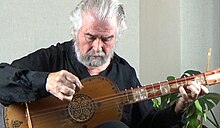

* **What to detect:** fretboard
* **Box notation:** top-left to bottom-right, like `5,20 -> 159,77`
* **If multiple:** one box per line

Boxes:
116,68 -> 220,105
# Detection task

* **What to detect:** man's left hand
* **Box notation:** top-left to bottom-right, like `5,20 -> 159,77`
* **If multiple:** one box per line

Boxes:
175,81 -> 209,114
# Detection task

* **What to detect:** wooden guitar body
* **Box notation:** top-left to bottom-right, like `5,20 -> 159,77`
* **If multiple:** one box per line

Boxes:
4,76 -> 122,128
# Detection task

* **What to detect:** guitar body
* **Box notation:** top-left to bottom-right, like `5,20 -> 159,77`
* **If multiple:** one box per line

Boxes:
4,76 -> 122,128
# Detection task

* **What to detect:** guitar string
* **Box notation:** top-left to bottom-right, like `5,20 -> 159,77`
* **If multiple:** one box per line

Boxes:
31,89 -> 181,128
26,71 -> 220,127
29,80 -> 184,116
31,105 -> 123,127
30,80 -> 183,114
30,84 -> 181,127
30,77 -> 197,126
30,100 -> 121,127
31,74 -> 195,118
31,97 -> 130,127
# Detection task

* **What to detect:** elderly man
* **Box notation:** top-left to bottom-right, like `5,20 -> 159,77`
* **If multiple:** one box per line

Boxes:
0,0 -> 208,128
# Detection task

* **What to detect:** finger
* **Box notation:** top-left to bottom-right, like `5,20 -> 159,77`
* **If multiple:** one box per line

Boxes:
179,86 -> 188,100
56,70 -> 76,90
58,84 -> 75,96
63,78 -> 76,90
57,91 -> 73,101
200,85 -> 209,94
186,85 -> 201,100
63,94 -> 74,101
64,72 -> 83,89
187,85 -> 200,95
58,70 -> 83,92
191,81 -> 201,92
57,91 -> 64,101
58,70 -> 83,90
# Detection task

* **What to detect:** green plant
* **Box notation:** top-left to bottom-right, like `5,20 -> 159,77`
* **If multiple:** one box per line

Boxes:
153,70 -> 220,128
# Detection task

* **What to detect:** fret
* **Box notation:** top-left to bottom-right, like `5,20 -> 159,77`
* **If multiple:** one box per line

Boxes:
178,81 -> 185,87
124,89 -> 130,104
147,83 -> 163,98
160,82 -> 171,95
152,83 -> 155,97
153,83 -> 162,96
147,84 -> 156,98
169,82 -> 179,93
175,78 -> 179,88
185,76 -> 189,85
166,80 -> 172,93
194,75 -> 206,85
205,69 -> 220,85
131,88 -> 148,103
167,79 -> 179,93
124,89 -> 135,104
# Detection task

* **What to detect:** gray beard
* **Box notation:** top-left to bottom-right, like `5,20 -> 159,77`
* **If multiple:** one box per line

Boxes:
74,42 -> 115,67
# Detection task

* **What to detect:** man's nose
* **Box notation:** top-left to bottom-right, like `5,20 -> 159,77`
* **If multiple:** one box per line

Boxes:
92,38 -> 103,52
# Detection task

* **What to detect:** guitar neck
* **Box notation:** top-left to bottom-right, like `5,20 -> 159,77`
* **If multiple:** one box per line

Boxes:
117,68 -> 220,105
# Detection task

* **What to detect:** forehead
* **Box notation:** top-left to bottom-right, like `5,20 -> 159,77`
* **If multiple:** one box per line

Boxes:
81,12 -> 118,34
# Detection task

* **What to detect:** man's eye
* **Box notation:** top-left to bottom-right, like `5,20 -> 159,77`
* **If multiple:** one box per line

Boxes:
89,37 -> 96,41
101,37 -> 112,43
86,35 -> 96,42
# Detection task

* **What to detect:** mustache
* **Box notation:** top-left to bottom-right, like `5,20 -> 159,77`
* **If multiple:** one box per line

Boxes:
87,50 -> 106,57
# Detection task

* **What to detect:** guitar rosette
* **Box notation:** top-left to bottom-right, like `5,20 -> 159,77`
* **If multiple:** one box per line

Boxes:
68,94 -> 95,123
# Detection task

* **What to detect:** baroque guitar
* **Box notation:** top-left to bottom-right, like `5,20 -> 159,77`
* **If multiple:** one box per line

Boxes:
3,68 -> 220,128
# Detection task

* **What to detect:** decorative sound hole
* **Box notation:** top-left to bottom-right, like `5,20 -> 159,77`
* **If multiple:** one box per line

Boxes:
12,120 -> 23,128
68,94 -> 95,123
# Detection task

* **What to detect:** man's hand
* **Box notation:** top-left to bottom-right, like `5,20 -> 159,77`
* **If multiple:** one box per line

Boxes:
175,81 -> 209,114
46,70 -> 83,101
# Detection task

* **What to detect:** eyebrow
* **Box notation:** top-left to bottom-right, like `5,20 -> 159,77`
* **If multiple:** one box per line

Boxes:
84,33 -> 114,39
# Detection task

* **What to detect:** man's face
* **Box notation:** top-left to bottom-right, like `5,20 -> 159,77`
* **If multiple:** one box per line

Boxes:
75,12 -> 118,67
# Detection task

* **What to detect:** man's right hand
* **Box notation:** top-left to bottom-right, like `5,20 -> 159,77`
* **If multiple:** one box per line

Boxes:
45,70 -> 83,101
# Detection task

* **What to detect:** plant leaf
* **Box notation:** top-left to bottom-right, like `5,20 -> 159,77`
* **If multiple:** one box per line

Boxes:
181,70 -> 201,77
203,113 -> 207,121
160,95 -> 170,109
194,100 -> 203,113
187,117 -> 200,128
167,76 -> 176,81
202,93 -> 220,105
152,99 -> 160,108
198,97 -> 215,110
187,104 -> 196,117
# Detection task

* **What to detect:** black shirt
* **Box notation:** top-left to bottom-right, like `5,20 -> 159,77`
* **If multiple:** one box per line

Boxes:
0,40 -> 185,127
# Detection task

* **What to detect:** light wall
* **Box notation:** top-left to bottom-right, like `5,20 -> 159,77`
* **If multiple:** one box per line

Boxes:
0,1 -> 78,62
0,0 -> 140,74
140,0 -> 181,84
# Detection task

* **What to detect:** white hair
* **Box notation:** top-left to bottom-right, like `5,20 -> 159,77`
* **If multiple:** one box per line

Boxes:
70,0 -> 127,40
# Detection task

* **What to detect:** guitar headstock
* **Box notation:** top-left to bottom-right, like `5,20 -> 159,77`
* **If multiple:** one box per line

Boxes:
205,68 -> 220,86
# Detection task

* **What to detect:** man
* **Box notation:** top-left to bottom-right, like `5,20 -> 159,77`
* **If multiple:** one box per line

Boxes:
0,0 -> 208,128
